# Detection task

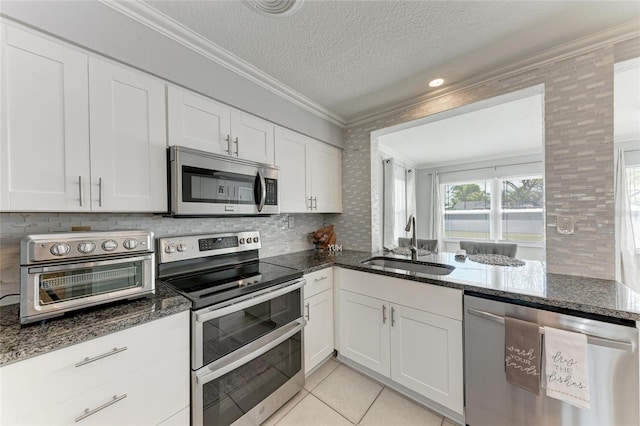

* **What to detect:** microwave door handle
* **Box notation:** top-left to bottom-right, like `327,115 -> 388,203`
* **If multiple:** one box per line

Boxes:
257,169 -> 266,212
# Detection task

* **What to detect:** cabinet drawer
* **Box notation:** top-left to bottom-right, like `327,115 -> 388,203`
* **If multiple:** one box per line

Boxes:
304,268 -> 333,298
21,348 -> 189,425
1,312 -> 188,423
337,269 -> 462,320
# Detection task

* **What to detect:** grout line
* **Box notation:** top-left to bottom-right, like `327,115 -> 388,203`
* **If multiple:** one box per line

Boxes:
310,393 -> 357,425
307,359 -> 341,394
355,385 -> 385,425
270,389 -> 310,426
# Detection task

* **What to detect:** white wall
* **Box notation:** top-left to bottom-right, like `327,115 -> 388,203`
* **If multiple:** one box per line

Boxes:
0,0 -> 344,147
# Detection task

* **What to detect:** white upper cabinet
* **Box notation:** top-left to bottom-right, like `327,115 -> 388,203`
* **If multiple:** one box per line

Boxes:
274,127 -> 310,212
89,57 -> 167,212
0,24 -> 90,211
0,24 -> 167,213
230,109 -> 274,164
167,86 -> 231,155
167,86 -> 274,164
274,126 -> 342,213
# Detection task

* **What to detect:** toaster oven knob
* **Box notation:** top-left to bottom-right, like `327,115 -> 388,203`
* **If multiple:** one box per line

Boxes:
165,244 -> 176,253
253,237 -> 259,243
123,239 -> 138,250
102,240 -> 118,251
177,244 -> 188,252
50,243 -> 71,256
77,241 -> 96,254
239,238 -> 245,244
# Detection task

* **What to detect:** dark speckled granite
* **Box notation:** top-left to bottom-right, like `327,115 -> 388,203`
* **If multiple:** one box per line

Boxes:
0,282 -> 191,366
263,249 -> 640,322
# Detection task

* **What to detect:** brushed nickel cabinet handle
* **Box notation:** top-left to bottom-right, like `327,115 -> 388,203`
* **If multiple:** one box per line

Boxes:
98,177 -> 103,207
313,196 -> 318,210
308,197 -> 313,210
225,134 -> 231,153
382,305 -> 387,324
233,137 -> 239,156
75,346 -> 127,367
391,307 -> 396,327
304,302 -> 310,321
314,276 -> 328,282
75,394 -> 127,422
78,176 -> 84,207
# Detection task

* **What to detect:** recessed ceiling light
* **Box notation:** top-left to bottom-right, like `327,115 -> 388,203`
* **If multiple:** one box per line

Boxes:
243,0 -> 305,17
429,78 -> 444,88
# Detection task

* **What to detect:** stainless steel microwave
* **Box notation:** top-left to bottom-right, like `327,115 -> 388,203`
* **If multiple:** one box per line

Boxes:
168,145 -> 279,216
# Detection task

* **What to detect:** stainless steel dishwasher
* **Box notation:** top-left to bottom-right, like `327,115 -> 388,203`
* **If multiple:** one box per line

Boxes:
464,294 -> 639,426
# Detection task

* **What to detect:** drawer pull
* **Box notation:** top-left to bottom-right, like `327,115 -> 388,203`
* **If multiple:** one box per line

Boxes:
75,346 -> 128,367
314,276 -> 328,282
305,302 -> 310,321
75,394 -> 127,422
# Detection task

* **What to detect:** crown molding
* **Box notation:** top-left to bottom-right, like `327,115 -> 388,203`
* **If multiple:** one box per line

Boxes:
100,0 -> 347,128
345,20 -> 640,128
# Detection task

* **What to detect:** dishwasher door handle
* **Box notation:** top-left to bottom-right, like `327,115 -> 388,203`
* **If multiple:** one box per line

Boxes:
466,308 -> 634,352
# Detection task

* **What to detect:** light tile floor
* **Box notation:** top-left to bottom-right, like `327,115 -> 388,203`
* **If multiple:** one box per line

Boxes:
263,358 -> 457,426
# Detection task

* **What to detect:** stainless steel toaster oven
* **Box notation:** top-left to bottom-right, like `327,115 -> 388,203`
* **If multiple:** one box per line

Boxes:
20,230 -> 155,324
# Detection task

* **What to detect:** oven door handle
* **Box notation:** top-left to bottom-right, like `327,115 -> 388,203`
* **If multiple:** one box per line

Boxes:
194,318 -> 305,385
194,278 -> 306,323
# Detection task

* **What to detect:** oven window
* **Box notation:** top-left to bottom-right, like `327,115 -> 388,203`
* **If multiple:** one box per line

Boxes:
182,165 -> 257,205
38,261 -> 143,305
202,288 -> 301,365
202,331 -> 302,426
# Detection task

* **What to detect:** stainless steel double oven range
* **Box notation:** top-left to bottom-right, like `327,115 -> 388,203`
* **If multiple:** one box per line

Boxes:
157,231 -> 305,426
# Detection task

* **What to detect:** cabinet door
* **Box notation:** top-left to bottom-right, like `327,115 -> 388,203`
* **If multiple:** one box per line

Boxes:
274,127 -> 311,212
230,110 -> 274,164
339,290 -> 390,377
88,57 -> 167,212
167,86 -> 231,154
0,24 -> 90,211
390,304 -> 463,414
304,289 -> 334,374
309,143 -> 342,213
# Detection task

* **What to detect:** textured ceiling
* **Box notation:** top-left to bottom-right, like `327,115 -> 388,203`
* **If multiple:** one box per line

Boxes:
143,1 -> 640,123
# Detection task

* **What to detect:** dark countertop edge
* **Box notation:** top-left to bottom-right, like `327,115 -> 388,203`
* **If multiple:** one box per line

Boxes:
263,250 -> 640,323
0,282 -> 191,367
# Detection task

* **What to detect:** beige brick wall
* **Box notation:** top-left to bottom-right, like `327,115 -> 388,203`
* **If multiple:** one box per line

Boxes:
336,36 -> 640,280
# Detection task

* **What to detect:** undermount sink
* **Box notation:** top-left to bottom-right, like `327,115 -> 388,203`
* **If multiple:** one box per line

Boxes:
361,257 -> 455,275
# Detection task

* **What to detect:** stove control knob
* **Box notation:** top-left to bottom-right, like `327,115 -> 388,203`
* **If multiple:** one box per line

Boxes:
253,237 -> 259,243
239,238 -> 245,244
102,240 -> 118,251
177,244 -> 188,252
77,241 -> 96,254
50,243 -> 71,256
164,244 -> 176,254
123,239 -> 138,250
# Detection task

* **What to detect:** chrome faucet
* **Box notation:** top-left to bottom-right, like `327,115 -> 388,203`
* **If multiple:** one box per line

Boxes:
404,214 -> 418,261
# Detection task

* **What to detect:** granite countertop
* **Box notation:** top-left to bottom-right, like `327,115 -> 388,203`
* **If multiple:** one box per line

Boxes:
263,249 -> 640,322
0,282 -> 191,366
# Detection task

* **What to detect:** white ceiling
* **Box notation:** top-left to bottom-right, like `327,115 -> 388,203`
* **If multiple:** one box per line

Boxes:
142,1 -> 640,124
378,90 -> 544,168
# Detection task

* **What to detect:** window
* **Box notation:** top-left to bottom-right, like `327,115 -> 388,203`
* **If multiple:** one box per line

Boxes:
443,175 -> 544,243
628,164 -> 640,247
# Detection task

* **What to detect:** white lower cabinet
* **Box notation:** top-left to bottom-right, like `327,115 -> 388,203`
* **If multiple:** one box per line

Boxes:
339,291 -> 390,376
337,269 -> 464,415
0,311 -> 189,426
303,268 -> 335,374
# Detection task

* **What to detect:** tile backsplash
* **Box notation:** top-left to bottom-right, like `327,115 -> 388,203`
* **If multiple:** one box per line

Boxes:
0,212 -> 326,298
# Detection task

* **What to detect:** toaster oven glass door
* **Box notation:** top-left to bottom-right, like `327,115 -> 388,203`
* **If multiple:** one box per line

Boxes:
29,255 -> 150,306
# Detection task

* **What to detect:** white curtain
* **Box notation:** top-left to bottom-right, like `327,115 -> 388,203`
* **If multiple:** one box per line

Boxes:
406,168 -> 416,218
615,149 -> 640,291
383,159 -> 398,249
383,159 -> 415,249
428,172 -> 445,253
